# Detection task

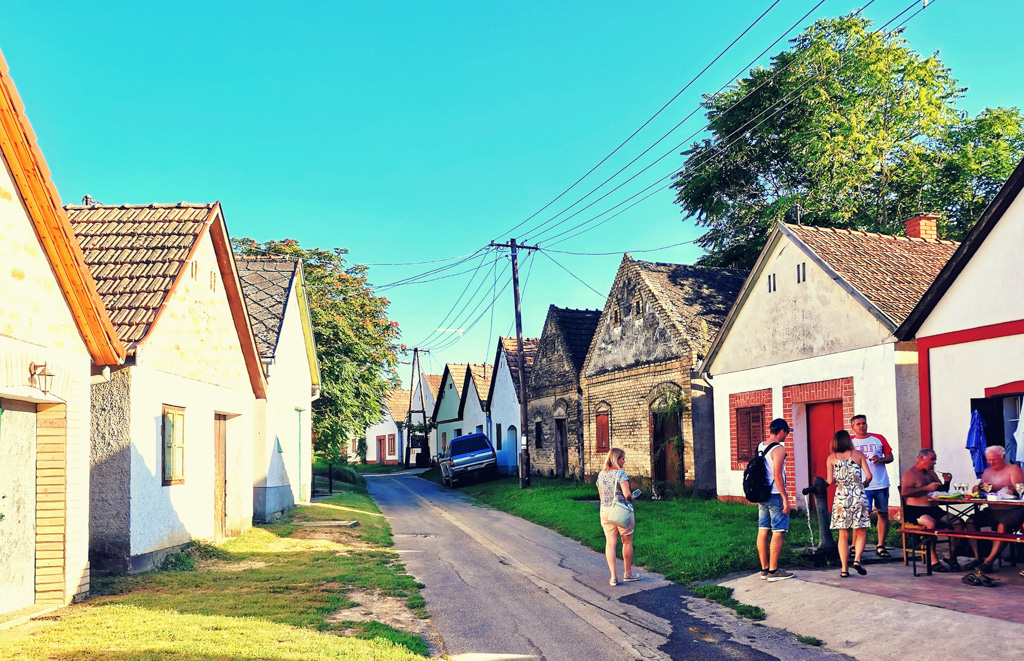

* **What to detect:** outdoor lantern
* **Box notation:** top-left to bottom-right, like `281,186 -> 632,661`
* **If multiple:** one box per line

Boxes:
29,362 -> 55,394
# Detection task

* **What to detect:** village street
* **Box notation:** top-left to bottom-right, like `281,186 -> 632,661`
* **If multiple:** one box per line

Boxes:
366,471 -> 849,661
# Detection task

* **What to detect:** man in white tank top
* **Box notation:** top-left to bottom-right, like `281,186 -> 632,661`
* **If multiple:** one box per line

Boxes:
756,418 -> 794,582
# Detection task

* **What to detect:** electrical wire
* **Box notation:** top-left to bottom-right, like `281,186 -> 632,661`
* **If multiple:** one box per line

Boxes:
537,250 -> 606,298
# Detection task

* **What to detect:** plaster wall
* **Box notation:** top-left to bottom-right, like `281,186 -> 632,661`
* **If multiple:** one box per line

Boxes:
927,335 -> 1024,481
919,193 -> 1024,337
363,413 -> 400,464
254,287 -> 314,520
434,375 -> 462,456
140,232 -> 250,390
460,381 -> 488,439
89,368 -> 132,571
0,400 -> 36,611
127,365 -> 254,561
712,343 -> 910,508
410,376 -> 437,456
489,352 -> 522,474
710,238 -> 893,375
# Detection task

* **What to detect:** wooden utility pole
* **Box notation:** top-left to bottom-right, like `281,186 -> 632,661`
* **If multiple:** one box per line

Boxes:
489,238 -> 539,488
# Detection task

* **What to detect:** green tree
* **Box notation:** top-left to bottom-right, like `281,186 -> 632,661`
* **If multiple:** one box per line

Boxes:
233,238 -> 402,459
674,14 -> 1024,268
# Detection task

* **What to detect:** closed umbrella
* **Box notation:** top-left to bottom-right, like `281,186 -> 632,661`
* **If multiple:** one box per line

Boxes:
966,409 -> 988,477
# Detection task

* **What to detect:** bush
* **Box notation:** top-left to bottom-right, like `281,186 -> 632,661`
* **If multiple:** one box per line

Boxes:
160,540 -> 228,572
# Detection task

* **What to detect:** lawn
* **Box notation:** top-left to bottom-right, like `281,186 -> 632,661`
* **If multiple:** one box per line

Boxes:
2,483 -> 430,660
447,475 -> 821,584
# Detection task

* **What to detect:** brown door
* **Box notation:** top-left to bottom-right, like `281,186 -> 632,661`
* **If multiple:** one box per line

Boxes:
214,414 -> 227,538
807,401 -> 844,507
376,435 -> 385,464
554,418 -> 568,477
652,411 -> 682,486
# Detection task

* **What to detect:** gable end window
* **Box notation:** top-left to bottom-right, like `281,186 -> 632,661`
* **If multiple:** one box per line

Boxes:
535,421 -> 543,449
612,306 -> 621,327
162,405 -> 185,485
796,262 -> 807,284
735,405 -> 764,463
767,274 -> 777,293
634,296 -> 642,317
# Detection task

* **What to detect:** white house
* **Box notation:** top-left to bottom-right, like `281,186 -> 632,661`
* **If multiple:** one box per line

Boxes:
68,202 -> 267,573
360,389 -> 411,465
704,219 -> 958,508
236,257 -> 320,522
487,337 -> 538,476
411,373 -> 441,460
432,363 -> 490,456
897,160 -> 1024,479
0,52 -> 126,614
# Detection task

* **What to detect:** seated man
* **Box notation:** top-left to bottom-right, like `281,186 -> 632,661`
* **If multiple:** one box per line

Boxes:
901,448 -> 960,571
966,445 -> 1024,573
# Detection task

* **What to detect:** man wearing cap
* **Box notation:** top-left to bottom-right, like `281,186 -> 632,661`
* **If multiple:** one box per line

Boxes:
757,418 -> 794,582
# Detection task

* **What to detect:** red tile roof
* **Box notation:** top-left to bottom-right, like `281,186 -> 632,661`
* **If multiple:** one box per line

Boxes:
66,203 -> 216,345
385,389 -> 412,423
786,224 -> 960,325
499,337 -> 539,399
423,374 -> 443,399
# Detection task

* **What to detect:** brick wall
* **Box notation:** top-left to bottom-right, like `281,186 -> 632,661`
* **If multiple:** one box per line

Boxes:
728,388 -> 772,470
781,376 -> 855,503
528,313 -> 585,477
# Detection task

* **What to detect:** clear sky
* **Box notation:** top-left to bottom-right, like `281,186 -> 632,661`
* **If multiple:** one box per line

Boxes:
3,1 -> 1021,385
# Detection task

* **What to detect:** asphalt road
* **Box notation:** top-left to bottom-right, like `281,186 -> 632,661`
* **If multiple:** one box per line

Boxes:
366,472 -> 851,661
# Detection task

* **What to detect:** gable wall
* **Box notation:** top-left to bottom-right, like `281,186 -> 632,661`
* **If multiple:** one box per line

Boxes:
529,315 -> 584,477
461,379 -> 487,435
919,192 -> 1024,337
711,238 -> 893,375
489,351 -> 522,474
586,266 -> 684,377
140,231 -> 250,390
411,378 -> 437,456
435,375 -> 463,455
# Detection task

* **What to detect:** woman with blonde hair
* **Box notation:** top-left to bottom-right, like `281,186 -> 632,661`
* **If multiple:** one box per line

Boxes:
596,447 -> 640,586
826,430 -> 872,578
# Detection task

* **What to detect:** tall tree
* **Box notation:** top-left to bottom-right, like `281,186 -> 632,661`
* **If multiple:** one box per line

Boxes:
233,238 -> 402,459
674,14 -> 1024,268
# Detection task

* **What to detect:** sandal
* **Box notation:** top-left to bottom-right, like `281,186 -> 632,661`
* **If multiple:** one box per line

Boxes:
964,559 -> 983,571
978,562 -> 994,574
962,574 -> 982,586
977,573 -> 998,587
840,571 -> 850,578
609,578 -> 617,586
621,573 -> 641,582
876,545 -> 891,558
929,562 -> 949,573
853,561 -> 867,576
1018,569 -> 1024,578
944,558 -> 961,571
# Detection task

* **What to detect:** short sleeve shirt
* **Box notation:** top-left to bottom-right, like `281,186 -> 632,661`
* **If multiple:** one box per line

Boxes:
851,434 -> 892,490
597,469 -> 629,507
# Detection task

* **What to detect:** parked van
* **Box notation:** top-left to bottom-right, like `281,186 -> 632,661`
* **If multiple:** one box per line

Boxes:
439,433 -> 498,487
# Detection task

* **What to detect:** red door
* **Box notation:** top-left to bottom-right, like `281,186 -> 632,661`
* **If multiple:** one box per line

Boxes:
807,401 -> 844,507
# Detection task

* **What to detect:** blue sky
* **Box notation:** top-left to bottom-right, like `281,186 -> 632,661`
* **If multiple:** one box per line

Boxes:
3,1 -> 1022,385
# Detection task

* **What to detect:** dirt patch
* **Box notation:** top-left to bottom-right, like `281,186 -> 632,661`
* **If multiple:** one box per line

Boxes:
197,559 -> 268,572
326,589 -> 441,656
290,526 -> 376,552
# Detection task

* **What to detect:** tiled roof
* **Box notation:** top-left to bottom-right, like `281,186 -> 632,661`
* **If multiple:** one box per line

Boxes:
66,203 -> 216,344
385,389 -> 412,423
236,257 -> 299,358
447,364 -> 469,396
786,224 -> 960,325
466,363 -> 491,403
633,259 -> 748,343
423,374 -> 443,399
500,337 -> 539,398
550,307 -> 601,373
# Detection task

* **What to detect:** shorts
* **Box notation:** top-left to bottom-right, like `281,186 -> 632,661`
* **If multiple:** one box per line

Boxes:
904,505 -> 948,526
757,493 -> 789,532
974,506 -> 1024,532
865,488 -> 889,514
600,505 -> 635,536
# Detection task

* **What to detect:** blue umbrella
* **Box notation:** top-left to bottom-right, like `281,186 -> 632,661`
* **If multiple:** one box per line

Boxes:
966,409 -> 988,477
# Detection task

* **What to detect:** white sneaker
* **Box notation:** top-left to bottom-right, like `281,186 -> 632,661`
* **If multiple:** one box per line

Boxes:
767,569 -> 794,582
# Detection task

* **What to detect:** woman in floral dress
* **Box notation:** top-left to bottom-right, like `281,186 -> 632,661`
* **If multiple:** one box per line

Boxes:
827,430 -> 873,577
596,448 -> 639,586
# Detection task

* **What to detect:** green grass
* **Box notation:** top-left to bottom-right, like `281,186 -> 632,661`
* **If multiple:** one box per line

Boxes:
691,585 -> 765,620
4,482 -> 429,660
351,463 -> 411,474
454,476 -> 814,584
796,634 -> 825,646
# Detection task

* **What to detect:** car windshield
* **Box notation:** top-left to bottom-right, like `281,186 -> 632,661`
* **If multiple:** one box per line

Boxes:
453,437 -> 489,454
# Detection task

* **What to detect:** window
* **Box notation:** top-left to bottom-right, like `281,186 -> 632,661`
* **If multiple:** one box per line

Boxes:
796,262 -> 807,283
454,428 -> 462,438
634,296 -> 642,317
475,425 -> 483,434
190,261 -> 199,279
162,406 -> 185,485
387,434 -> 396,456
735,406 -> 765,463
767,273 -> 777,293
210,270 -> 218,292
596,409 -> 610,453
496,424 -> 503,451
535,421 -> 543,449
612,306 -> 621,326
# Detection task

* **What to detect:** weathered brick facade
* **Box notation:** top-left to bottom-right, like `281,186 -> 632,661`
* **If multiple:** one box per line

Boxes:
581,255 -> 747,491
528,307 -> 600,478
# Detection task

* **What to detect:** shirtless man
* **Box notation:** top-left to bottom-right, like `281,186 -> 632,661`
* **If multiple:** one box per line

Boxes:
901,449 -> 958,571
966,445 -> 1024,573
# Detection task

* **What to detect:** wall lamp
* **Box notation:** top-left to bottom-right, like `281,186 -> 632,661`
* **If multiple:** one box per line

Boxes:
29,362 -> 55,395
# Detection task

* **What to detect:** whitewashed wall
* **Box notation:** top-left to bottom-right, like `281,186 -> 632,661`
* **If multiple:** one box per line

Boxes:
434,374 -> 462,456
488,350 -> 522,474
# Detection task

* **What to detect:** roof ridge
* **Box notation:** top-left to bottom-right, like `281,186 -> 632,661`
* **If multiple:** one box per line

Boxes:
634,258 -> 750,274
786,222 -> 960,246
64,202 -> 216,210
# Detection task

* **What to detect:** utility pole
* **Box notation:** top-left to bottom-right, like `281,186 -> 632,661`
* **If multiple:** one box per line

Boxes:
489,238 -> 539,488
404,347 -> 431,469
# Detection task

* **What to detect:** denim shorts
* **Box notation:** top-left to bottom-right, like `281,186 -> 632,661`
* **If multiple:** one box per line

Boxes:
757,493 -> 789,532
865,488 -> 889,514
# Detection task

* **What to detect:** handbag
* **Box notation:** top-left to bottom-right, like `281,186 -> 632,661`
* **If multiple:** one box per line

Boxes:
607,500 -> 633,527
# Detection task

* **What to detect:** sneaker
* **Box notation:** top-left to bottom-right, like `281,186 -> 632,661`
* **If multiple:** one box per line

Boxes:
759,568 -> 769,580
767,569 -> 795,583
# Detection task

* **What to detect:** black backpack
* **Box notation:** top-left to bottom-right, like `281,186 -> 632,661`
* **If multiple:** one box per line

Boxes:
742,442 -> 781,503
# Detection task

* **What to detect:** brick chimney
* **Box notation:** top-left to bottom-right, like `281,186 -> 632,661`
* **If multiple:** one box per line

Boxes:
905,213 -> 938,239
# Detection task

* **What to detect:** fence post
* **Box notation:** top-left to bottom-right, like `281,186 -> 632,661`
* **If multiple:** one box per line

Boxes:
328,462 -> 334,494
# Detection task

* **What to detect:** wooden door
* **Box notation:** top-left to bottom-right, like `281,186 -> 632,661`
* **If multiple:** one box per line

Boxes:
807,401 -> 844,507
554,418 -> 568,477
652,411 -> 682,486
376,435 -> 385,464
214,414 -> 227,538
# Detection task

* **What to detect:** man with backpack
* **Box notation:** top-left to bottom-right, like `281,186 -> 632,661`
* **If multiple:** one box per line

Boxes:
754,418 -> 794,582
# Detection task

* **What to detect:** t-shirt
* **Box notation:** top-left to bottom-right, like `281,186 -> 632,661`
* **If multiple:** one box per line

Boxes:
852,433 -> 892,490
596,469 -> 631,508
758,440 -> 785,495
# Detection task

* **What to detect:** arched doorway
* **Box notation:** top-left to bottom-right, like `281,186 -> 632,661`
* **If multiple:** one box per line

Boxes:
553,400 -> 568,478
650,387 -> 685,488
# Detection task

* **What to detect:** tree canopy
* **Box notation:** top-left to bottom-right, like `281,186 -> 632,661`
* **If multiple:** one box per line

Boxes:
674,14 -> 1024,268
233,238 -> 402,459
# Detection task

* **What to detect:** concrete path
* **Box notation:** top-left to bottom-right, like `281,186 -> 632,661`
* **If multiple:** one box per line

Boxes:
366,472 -> 848,660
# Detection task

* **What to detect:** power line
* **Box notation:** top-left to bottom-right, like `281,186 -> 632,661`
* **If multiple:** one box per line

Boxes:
537,250 -> 606,298
543,239 -> 699,256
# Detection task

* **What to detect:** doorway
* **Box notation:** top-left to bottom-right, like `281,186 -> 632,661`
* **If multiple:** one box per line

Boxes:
554,418 -> 568,477
213,414 -> 227,539
0,399 -> 37,613
807,400 -> 844,507
652,409 -> 682,486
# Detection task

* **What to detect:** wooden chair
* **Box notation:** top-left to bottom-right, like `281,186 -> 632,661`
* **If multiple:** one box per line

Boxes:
899,487 -> 933,568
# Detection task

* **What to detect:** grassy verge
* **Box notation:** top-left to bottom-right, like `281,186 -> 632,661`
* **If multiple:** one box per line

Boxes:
3,482 -> 429,660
